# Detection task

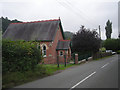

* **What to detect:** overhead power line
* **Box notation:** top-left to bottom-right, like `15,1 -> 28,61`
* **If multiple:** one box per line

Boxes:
56,0 -> 98,28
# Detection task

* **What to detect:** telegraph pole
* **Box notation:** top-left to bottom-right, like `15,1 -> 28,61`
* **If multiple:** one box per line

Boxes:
99,25 -> 102,58
99,25 -> 101,39
64,51 -> 67,67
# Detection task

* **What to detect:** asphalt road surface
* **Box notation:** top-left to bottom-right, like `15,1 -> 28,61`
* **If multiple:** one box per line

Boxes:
15,55 -> 119,89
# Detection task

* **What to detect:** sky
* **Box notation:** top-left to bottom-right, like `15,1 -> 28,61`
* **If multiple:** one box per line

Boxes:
0,0 -> 119,40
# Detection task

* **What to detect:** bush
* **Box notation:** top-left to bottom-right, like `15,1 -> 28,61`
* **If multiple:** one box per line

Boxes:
2,64 -> 75,88
99,47 -> 106,52
2,65 -> 47,88
72,26 -> 101,53
117,50 -> 120,54
2,39 -> 42,73
103,39 -> 120,52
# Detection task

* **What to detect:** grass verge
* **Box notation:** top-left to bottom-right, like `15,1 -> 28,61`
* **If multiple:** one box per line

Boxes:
2,63 -> 76,88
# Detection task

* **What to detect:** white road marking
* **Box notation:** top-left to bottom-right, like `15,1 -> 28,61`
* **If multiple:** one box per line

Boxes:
101,63 -> 109,68
70,71 -> 96,89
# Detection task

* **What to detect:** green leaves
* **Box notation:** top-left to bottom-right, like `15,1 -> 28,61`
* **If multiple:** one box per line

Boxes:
2,39 -> 42,73
1,17 -> 22,34
105,20 -> 112,39
103,39 -> 120,52
72,26 -> 101,54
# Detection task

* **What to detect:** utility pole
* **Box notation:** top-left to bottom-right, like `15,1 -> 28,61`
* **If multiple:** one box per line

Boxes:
99,25 -> 101,39
57,51 -> 59,68
99,25 -> 102,58
64,51 -> 67,67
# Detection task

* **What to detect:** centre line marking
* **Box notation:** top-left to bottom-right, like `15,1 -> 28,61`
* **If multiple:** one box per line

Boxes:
101,63 -> 109,68
70,71 -> 96,89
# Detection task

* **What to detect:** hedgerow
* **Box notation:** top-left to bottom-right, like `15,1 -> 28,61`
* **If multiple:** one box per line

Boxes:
2,39 -> 42,73
103,39 -> 120,52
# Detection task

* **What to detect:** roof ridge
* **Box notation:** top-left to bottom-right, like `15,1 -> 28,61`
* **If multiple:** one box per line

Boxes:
11,19 -> 60,24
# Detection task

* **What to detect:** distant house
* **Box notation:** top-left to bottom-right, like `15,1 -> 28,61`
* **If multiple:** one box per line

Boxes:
3,18 -> 71,64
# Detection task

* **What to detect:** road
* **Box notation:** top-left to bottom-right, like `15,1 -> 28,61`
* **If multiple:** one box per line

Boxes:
15,55 -> 119,89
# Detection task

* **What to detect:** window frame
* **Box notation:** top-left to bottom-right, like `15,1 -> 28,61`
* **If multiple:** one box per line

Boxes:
42,45 -> 47,57
59,51 -> 63,56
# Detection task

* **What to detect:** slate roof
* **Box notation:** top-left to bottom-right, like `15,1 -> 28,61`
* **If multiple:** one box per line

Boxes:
3,19 -> 65,41
56,40 -> 70,50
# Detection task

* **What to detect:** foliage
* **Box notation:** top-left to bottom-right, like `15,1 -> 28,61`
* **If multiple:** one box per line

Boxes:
72,25 -> 101,54
101,40 -> 105,47
103,39 -> 120,52
72,52 -> 92,61
117,50 -> 120,54
3,64 -> 75,88
119,33 -> 120,39
64,31 -> 74,40
2,65 -> 46,88
1,17 -> 22,34
0,30 -> 2,47
99,47 -> 106,52
105,20 -> 112,39
2,39 -> 42,73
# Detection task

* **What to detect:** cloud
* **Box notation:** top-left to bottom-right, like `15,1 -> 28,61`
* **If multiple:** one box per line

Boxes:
1,0 -> 119,39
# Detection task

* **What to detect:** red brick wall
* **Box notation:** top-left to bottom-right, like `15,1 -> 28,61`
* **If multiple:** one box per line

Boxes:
57,49 -> 71,63
58,50 -> 65,63
41,25 -> 64,64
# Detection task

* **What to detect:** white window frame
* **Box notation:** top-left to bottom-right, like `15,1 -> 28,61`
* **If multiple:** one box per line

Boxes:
42,45 -> 47,57
59,51 -> 63,56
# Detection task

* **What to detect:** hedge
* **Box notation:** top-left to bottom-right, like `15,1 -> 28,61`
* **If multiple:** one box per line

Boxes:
103,39 -> 120,52
2,39 -> 42,73
117,50 -> 120,54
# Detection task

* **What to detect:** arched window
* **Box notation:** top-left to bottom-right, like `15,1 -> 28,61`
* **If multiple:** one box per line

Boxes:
42,45 -> 46,57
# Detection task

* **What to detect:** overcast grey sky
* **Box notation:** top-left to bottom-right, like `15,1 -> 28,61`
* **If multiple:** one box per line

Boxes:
0,0 -> 119,40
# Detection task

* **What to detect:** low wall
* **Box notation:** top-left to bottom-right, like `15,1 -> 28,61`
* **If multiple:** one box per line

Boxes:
92,52 -> 112,60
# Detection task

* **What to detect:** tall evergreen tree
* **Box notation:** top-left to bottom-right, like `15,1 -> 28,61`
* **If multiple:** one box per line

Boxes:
105,20 -> 112,39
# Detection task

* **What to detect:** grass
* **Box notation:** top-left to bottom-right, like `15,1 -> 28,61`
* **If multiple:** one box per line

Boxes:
43,64 -> 76,75
4,54 -> 115,88
2,63 -> 76,88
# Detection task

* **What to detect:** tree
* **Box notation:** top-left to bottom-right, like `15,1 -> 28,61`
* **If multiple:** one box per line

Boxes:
1,17 -> 22,34
105,20 -> 112,39
64,31 -> 74,40
72,26 -> 101,54
103,39 -> 120,52
118,33 -> 120,39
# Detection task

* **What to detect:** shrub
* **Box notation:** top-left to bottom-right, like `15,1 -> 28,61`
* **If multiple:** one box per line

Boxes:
117,50 -> 120,54
99,47 -> 106,52
2,39 -> 42,73
72,26 -> 101,54
103,39 -> 120,52
2,65 -> 47,88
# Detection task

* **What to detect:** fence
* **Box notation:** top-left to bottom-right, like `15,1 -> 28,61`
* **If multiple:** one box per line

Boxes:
72,52 -> 92,61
